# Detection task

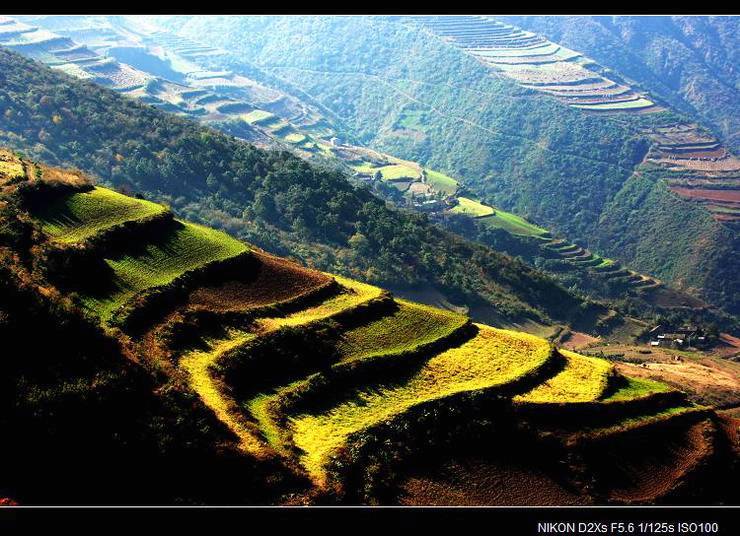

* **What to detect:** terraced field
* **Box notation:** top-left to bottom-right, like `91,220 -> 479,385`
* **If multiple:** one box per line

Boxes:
645,123 -> 740,226
399,16 -> 740,230
404,15 -> 657,114
33,187 -> 167,243
14,97 -> 734,508
290,324 -> 552,484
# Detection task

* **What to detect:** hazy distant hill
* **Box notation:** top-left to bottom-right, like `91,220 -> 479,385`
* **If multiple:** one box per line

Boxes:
503,16 -> 740,154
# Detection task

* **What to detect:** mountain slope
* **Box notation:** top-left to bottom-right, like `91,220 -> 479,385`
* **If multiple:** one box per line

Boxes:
2,153 -> 734,505
0,47 -> 601,328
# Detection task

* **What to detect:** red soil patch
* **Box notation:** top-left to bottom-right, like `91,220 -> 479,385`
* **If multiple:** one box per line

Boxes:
188,251 -> 333,313
399,457 -> 590,506
561,330 -> 599,350
669,187 -> 740,204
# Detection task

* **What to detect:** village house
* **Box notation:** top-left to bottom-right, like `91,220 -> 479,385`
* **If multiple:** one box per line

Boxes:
647,324 -> 708,349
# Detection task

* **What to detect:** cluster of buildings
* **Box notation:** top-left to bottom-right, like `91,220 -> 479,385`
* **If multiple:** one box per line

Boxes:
647,325 -> 710,349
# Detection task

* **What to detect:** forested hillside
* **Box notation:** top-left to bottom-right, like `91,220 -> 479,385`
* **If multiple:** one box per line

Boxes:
503,16 -> 740,153
0,47 -> 596,327
160,15 -> 738,314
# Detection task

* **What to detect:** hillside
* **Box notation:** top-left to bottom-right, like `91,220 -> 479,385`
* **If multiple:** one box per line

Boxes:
1,153 -> 736,505
160,15 -> 739,315
0,47 -> 602,330
502,16 -> 739,154
6,15 -> 734,328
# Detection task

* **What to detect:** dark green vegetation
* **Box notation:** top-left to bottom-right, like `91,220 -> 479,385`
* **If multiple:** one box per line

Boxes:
2,157 -> 735,505
7,15 -> 736,324
160,15 -> 738,315
0,47 -> 601,327
504,16 -> 739,153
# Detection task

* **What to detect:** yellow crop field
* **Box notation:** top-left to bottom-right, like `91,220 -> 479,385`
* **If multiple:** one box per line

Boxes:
290,324 -> 552,484
0,159 -> 24,180
256,275 -> 384,331
514,349 -> 612,403
337,299 -> 467,363
180,330 -> 266,455
34,187 -> 167,244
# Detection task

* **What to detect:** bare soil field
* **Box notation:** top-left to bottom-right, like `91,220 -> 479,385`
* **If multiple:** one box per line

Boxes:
590,419 -> 716,504
188,251 -> 332,312
398,456 -> 590,506
561,330 -> 600,350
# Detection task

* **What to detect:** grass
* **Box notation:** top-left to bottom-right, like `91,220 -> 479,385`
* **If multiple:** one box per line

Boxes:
514,349 -> 613,404
479,206 -> 548,236
350,162 -> 420,181
423,169 -> 458,196
377,164 -> 420,181
242,109 -> 275,124
450,197 -> 495,218
337,299 -> 468,363
290,324 -> 552,484
351,162 -> 378,175
602,376 -> 673,402
80,221 -> 248,322
587,405 -> 703,439
33,187 -> 166,244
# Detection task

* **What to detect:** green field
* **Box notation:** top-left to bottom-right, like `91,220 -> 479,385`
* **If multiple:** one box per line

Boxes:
291,324 -> 551,483
284,132 -> 307,144
378,164 -> 420,181
242,109 -> 275,124
423,169 -> 458,196
573,98 -> 654,111
337,299 -> 467,363
351,162 -> 420,181
450,196 -> 495,218
479,206 -> 549,236
34,187 -> 167,244
602,376 -> 673,402
81,221 -> 248,321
